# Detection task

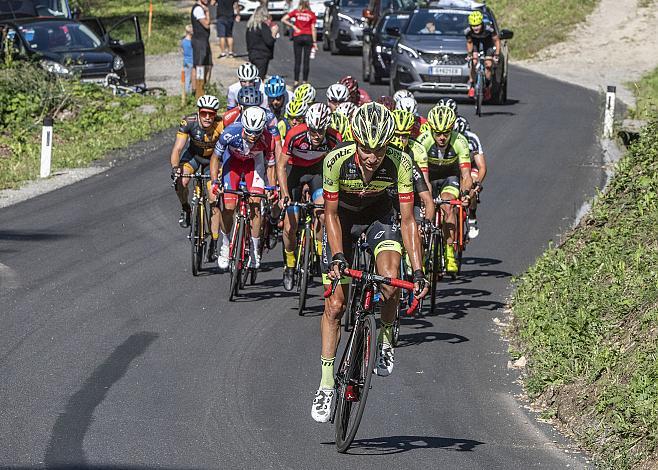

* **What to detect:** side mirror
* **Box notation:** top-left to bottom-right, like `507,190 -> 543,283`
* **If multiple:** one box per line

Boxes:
499,29 -> 513,40
385,26 -> 400,36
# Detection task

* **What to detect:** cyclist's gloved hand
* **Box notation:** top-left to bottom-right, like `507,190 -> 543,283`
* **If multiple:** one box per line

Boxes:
171,166 -> 181,180
413,269 -> 429,299
211,180 -> 222,196
329,252 -> 347,281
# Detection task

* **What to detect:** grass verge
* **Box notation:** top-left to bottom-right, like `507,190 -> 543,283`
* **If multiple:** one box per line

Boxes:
487,0 -> 599,59
0,61 -> 218,190
510,118 -> 658,468
628,66 -> 658,120
75,0 -> 188,55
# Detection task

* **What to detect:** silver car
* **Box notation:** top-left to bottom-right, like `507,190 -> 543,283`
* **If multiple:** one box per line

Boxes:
388,3 -> 513,103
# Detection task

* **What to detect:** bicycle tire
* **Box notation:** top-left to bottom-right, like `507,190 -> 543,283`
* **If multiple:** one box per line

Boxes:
229,217 -> 245,301
297,226 -> 312,316
392,309 -> 400,347
476,70 -> 484,117
335,313 -> 377,453
429,231 -> 442,314
191,201 -> 202,277
344,245 -> 361,331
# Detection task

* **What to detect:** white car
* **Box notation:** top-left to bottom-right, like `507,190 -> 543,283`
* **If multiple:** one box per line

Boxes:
239,0 -> 288,18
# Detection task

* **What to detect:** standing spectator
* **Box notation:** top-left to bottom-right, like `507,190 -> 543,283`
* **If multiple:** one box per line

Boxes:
180,24 -> 194,94
191,0 -> 213,96
216,0 -> 240,58
281,0 -> 316,87
246,6 -> 279,79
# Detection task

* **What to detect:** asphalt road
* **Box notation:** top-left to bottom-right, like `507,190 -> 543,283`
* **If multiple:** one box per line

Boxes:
0,24 -> 604,468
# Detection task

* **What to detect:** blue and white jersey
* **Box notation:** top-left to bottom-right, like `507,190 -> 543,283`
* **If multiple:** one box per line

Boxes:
214,122 -> 276,165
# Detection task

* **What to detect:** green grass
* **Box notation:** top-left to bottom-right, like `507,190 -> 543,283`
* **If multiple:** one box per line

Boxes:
75,0 -> 189,55
487,0 -> 599,59
511,119 -> 658,468
628,66 -> 658,120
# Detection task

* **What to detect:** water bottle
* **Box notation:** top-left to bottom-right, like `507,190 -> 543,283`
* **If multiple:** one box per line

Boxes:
310,44 -> 317,59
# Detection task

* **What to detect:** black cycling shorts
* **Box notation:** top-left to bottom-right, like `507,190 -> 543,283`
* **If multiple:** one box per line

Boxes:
180,149 -> 210,175
431,176 -> 460,199
287,161 -> 323,203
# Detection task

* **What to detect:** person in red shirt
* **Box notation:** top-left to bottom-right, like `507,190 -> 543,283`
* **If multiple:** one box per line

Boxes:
282,0 -> 317,86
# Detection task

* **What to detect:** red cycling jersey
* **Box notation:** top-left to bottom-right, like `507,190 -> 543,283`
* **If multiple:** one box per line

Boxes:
283,123 -> 342,167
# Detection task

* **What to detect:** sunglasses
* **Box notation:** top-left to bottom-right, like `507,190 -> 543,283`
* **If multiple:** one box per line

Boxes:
199,110 -> 217,119
244,129 -> 263,139
433,130 -> 452,137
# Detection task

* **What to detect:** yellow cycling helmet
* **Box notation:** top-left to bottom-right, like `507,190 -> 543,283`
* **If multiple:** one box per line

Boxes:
468,11 -> 483,26
419,121 -> 432,135
389,135 -> 406,150
285,99 -> 309,119
293,83 -> 316,104
427,105 -> 457,133
331,111 -> 353,140
392,109 -> 415,135
351,102 -> 396,149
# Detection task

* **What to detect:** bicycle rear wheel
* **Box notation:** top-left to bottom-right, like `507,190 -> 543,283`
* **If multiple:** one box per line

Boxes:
429,231 -> 442,314
229,217 -> 245,301
476,72 -> 483,117
334,313 -> 377,453
191,202 -> 203,277
297,227 -> 312,316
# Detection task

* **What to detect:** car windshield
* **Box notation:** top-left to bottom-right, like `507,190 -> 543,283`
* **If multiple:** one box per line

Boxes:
405,9 -> 490,36
377,13 -> 410,33
339,0 -> 368,7
18,20 -> 102,52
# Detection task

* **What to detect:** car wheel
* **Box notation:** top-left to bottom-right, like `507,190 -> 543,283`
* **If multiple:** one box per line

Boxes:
502,76 -> 508,103
330,38 -> 340,55
370,63 -> 381,85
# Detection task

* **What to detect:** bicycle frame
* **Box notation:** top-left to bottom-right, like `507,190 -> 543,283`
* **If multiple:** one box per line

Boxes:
435,198 -> 468,253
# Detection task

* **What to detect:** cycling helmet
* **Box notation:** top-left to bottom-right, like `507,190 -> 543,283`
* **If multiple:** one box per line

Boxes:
326,83 -> 350,103
339,75 -> 359,99
293,83 -> 316,104
468,11 -> 484,27
331,112 -> 351,139
393,89 -> 413,103
336,101 -> 357,119
237,86 -> 263,107
454,116 -> 471,134
237,62 -> 259,81
436,97 -> 458,113
376,95 -> 395,111
241,106 -> 267,133
395,96 -> 418,115
351,102 -> 395,149
389,135 -> 406,150
419,121 -> 432,135
306,103 -> 331,131
196,94 -> 220,111
392,109 -> 415,135
264,75 -> 286,98
427,106 -> 457,133
285,99 -> 309,119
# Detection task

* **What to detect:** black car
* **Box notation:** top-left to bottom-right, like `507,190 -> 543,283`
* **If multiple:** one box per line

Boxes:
362,11 -> 410,84
1,16 -> 145,85
0,0 -> 71,20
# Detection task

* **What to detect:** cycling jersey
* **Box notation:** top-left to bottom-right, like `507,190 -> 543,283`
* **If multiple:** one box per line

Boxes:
323,142 -> 414,213
463,129 -> 484,157
277,117 -> 293,142
389,139 -> 429,197
176,114 -> 224,163
351,88 -> 371,106
226,80 -> 267,109
222,106 -> 281,142
268,90 -> 295,121
283,123 -> 341,167
410,116 -> 427,139
416,131 -> 470,180
465,25 -> 497,55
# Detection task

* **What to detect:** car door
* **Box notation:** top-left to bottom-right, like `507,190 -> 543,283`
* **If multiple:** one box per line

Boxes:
105,15 -> 144,85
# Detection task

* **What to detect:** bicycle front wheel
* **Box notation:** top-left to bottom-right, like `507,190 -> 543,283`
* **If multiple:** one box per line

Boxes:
191,202 -> 203,276
334,313 -> 377,453
229,217 -> 245,301
429,231 -> 442,314
297,227 -> 312,316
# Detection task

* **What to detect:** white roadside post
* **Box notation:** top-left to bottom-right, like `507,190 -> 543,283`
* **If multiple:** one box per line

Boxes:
603,85 -> 616,139
40,116 -> 54,178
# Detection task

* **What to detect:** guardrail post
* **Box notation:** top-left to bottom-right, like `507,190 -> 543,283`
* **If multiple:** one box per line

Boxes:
604,85 -> 616,139
40,116 -> 53,178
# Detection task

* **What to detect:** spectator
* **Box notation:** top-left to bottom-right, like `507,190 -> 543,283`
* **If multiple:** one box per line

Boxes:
281,0 -> 316,86
180,24 -> 194,93
246,6 -> 279,78
191,0 -> 213,94
216,0 -> 240,58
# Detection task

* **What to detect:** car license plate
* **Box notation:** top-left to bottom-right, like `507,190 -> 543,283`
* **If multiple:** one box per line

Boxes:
268,2 -> 276,9
428,66 -> 461,76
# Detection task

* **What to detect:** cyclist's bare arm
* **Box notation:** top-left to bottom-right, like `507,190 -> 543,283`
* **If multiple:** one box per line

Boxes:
399,200 -> 423,272
460,165 -> 473,196
276,149 -> 290,201
419,190 -> 435,222
324,197 -> 344,280
473,153 -> 487,183
170,135 -> 188,168
210,151 -> 221,183
466,37 -> 473,56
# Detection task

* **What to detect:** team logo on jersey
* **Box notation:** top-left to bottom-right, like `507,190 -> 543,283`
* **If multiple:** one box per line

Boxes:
300,142 -> 309,150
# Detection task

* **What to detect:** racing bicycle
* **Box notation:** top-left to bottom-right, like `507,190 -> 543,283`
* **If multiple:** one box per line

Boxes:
472,47 -> 486,117
174,172 -> 212,277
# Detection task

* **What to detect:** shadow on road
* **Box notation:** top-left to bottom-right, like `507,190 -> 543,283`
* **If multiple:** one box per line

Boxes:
0,229 -> 73,242
396,331 -> 468,347
324,434 -> 485,455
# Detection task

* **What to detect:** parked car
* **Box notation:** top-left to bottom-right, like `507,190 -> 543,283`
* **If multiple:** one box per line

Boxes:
388,0 -> 513,103
362,11 -> 409,84
239,0 -> 288,19
1,16 -> 145,85
0,0 -> 71,20
322,0 -> 412,54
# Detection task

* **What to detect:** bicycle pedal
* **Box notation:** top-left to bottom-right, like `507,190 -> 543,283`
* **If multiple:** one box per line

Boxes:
345,385 -> 359,402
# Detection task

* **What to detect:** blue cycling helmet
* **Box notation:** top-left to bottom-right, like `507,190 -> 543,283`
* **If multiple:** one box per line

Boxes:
264,75 -> 286,98
237,86 -> 263,107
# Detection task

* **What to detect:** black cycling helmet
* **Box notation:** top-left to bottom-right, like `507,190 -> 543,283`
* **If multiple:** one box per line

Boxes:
237,86 -> 263,107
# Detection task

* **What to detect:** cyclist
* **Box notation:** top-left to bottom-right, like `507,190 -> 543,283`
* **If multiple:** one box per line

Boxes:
339,75 -> 371,106
416,105 -> 472,273
278,103 -> 341,291
170,95 -> 223,260
393,89 -> 413,103
226,62 -> 266,109
293,83 -> 317,105
264,75 -> 294,121
325,83 -> 350,112
335,101 -> 356,120
376,95 -> 395,111
465,10 -> 500,101
437,97 -> 458,116
454,116 -> 486,238
395,95 -> 426,139
210,106 -> 275,270
313,103 -> 428,422
277,99 -> 309,142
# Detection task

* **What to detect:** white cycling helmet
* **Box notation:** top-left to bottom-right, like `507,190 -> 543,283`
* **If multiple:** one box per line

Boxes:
326,83 -> 350,103
395,96 -> 417,115
237,62 -> 259,81
336,101 -> 357,119
241,106 -> 267,133
306,103 -> 332,130
196,94 -> 220,111
393,89 -> 414,103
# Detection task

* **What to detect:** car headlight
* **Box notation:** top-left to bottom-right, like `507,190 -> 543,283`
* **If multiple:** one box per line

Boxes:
396,43 -> 419,59
337,13 -> 356,24
375,45 -> 391,54
41,60 -> 71,75
113,56 -> 124,71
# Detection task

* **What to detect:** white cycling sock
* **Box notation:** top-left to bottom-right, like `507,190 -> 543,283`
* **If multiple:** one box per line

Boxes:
251,236 -> 260,255
220,231 -> 229,249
